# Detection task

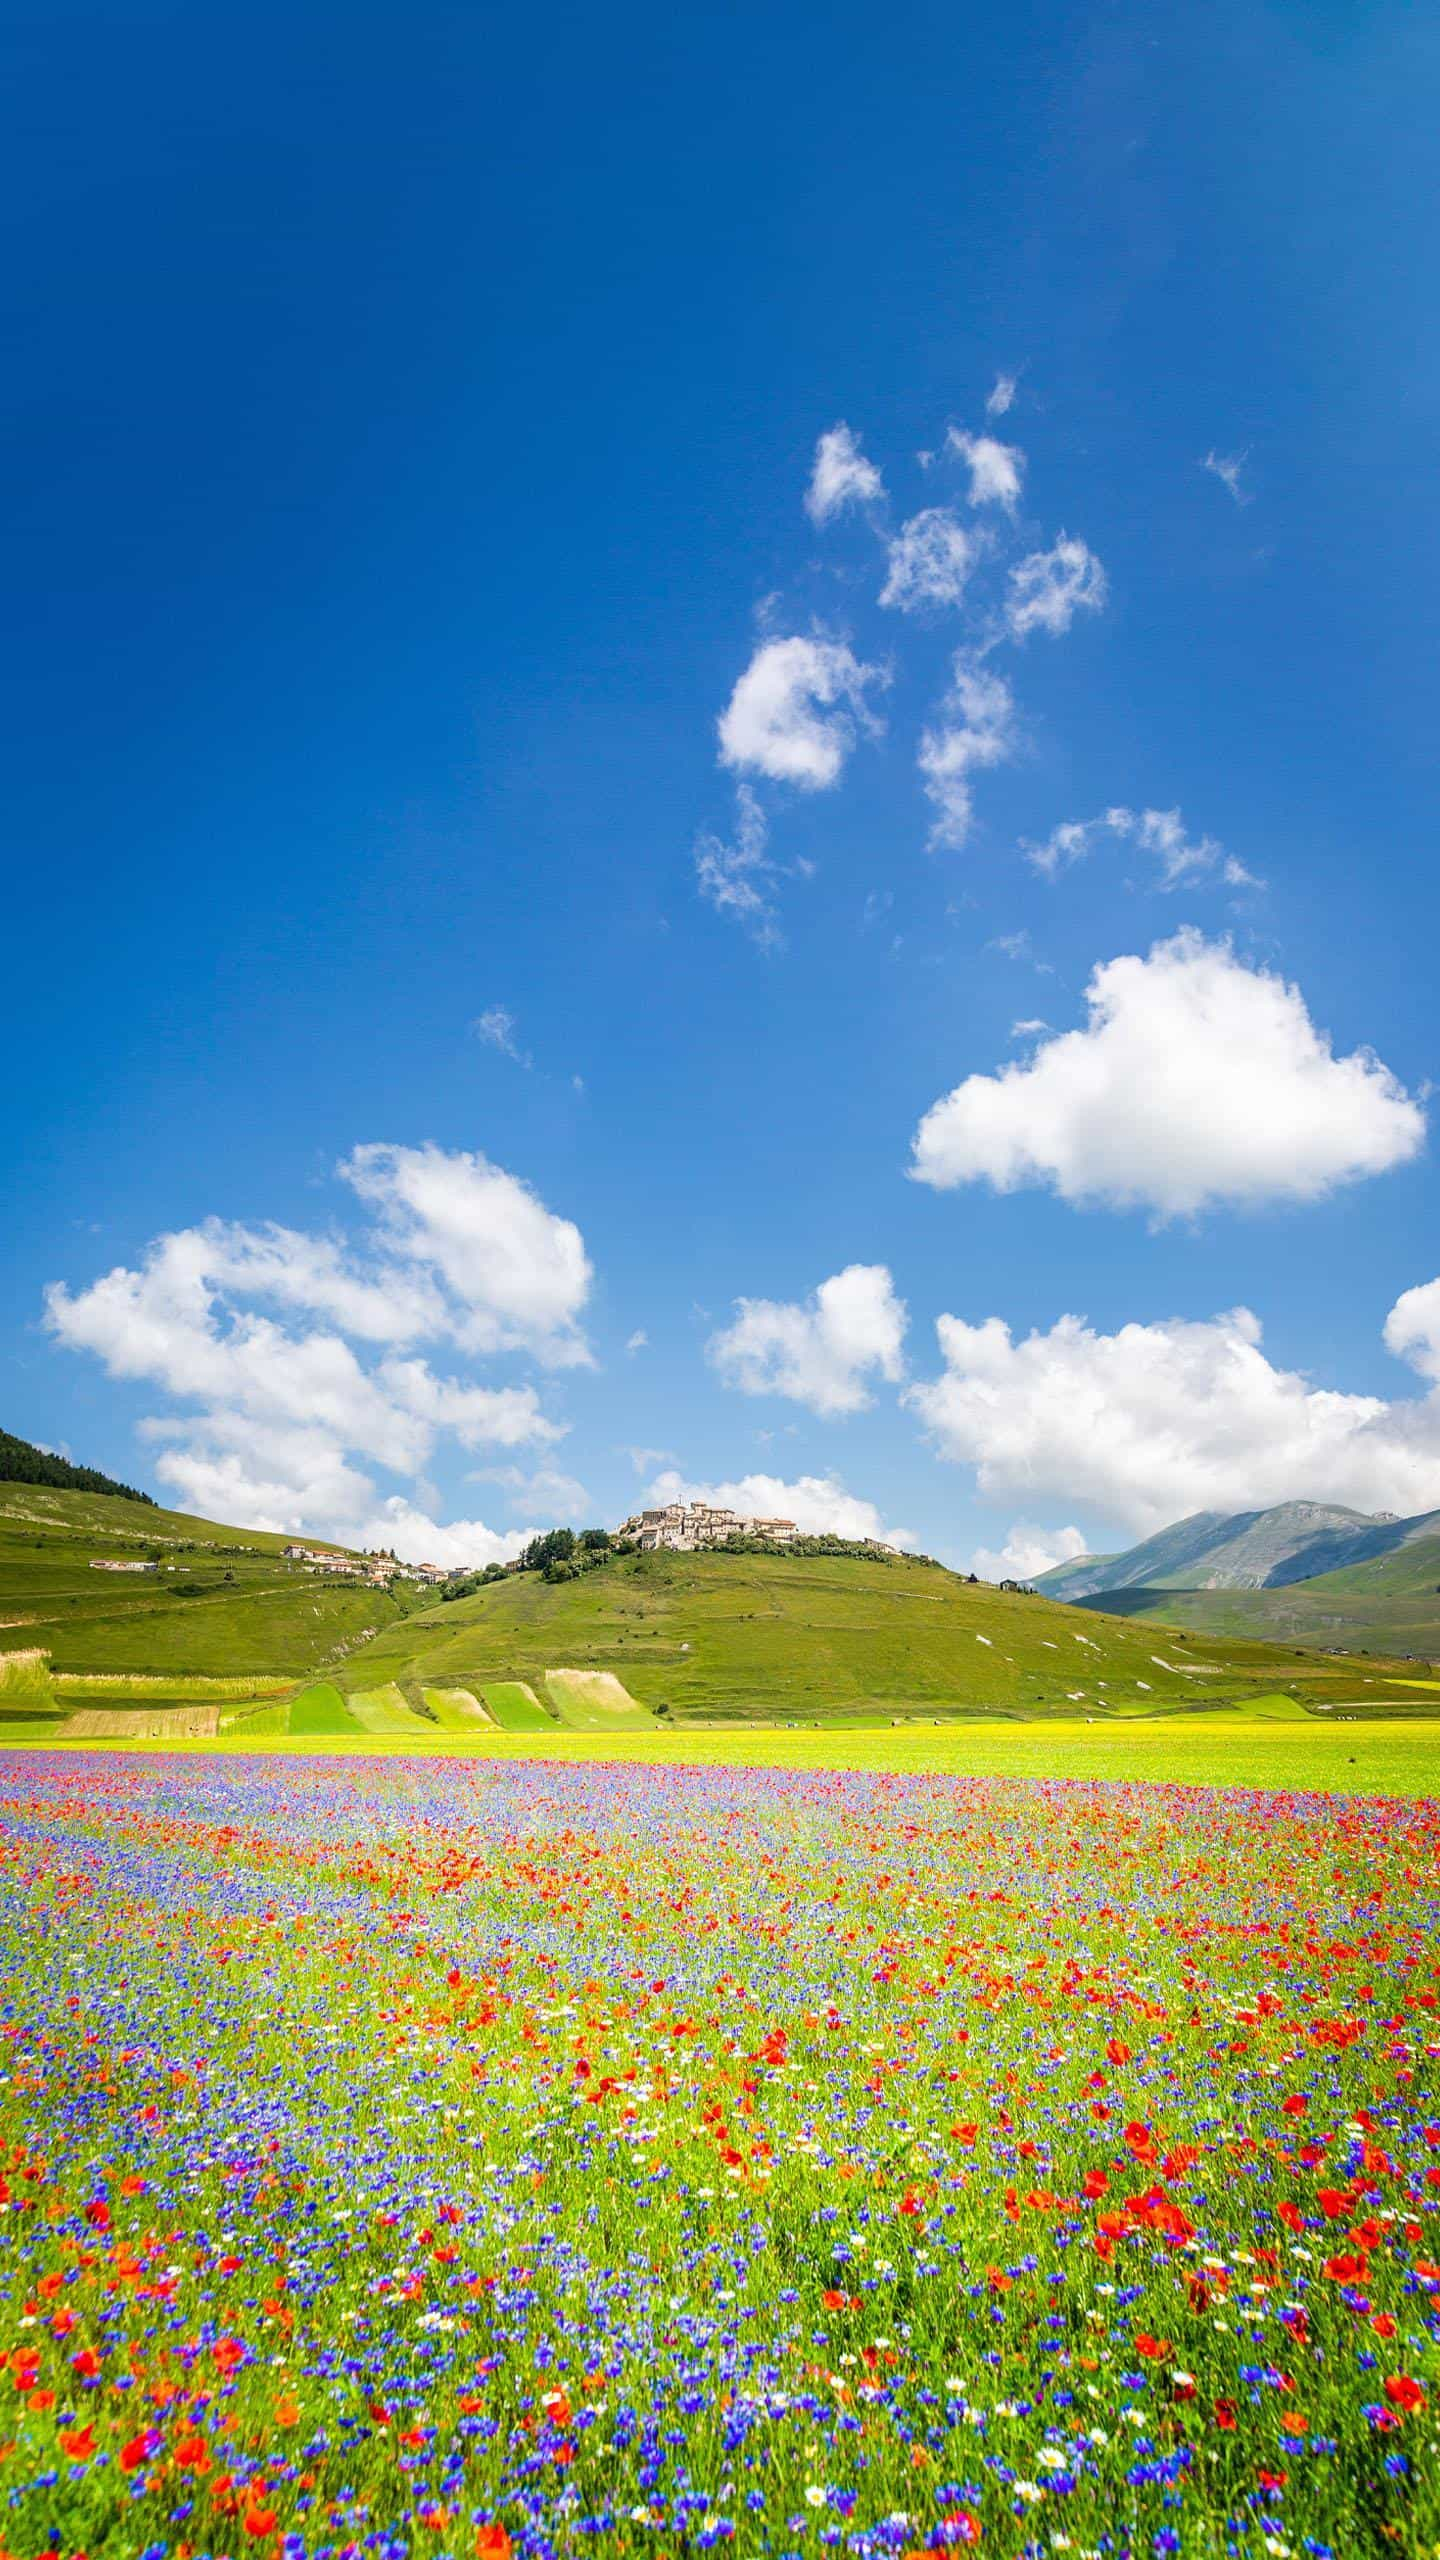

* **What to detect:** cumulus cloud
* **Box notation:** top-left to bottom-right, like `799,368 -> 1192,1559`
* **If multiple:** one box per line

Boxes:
1384,1280 -> 1440,1383
805,423 -> 885,524
879,509 -> 979,613
349,1498 -> 531,1573
646,1467 -> 914,1549
342,1142 -> 591,1367
707,1264 -> 908,1416
909,1288 -> 1440,1535
1006,534 -> 1107,639
969,1522 -> 1089,1582
946,428 -> 1024,510
910,930 -> 1424,1217
44,1145 -> 587,1553
917,658 -> 1016,848
985,373 -> 1018,418
718,635 -> 887,790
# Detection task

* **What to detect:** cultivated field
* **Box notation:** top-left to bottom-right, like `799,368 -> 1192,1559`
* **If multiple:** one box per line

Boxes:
0,1744 -> 1435,2560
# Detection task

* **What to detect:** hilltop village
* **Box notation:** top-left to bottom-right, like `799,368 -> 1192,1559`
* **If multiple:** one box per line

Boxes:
615,1498 -> 800,1551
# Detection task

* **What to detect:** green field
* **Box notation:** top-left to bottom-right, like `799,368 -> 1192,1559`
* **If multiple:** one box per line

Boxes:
4,1713 -> 1436,1794
0,1481 -> 423,1674
481,1678 -> 556,1730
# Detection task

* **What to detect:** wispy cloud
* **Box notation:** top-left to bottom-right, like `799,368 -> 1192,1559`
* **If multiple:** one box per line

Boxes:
985,372 -> 1018,419
1201,448 -> 1250,505
694,785 -> 781,946
473,1005 -> 531,1066
917,659 -> 1017,848
1005,534 -> 1107,639
1024,803 -> 1261,891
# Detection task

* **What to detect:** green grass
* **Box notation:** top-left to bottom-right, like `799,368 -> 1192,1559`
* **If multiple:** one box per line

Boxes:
339,1547 -> 1427,1723
480,1679 -> 555,1731
285,1682 -> 360,1736
347,1684 -> 432,1734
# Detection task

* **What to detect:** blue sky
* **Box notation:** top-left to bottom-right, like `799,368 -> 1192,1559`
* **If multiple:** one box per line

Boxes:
6,0 -> 1439,1571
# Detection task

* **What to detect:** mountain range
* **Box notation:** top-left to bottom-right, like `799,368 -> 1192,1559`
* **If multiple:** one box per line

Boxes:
1034,1500 -> 1440,1663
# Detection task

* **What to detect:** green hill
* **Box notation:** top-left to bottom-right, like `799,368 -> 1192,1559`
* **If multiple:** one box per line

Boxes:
0,1423 -> 153,1506
336,1545 -> 1426,1723
0,1481 -> 423,1677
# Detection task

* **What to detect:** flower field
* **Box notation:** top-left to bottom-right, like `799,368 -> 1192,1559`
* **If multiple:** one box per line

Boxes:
0,1753 -> 1436,2560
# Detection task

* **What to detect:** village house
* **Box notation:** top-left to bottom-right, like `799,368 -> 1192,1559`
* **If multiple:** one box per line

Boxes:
616,1501 -> 797,1553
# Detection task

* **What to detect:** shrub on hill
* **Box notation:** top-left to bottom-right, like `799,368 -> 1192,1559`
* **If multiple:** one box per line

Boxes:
0,1427 -> 154,1506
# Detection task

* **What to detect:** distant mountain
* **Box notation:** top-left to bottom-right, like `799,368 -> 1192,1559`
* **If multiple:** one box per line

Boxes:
1032,1497 -> 1440,1666
0,1425 -> 153,1507
1032,1501 -> 1439,1600
1031,1549 -> 1122,1600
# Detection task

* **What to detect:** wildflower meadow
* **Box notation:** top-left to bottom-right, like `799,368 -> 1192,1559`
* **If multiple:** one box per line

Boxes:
0,1749 -> 1435,2560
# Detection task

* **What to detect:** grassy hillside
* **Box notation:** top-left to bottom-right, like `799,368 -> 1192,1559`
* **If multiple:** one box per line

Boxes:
1079,1531 -> 1440,1662
0,1481 -> 420,1675
338,1545 -> 1423,1721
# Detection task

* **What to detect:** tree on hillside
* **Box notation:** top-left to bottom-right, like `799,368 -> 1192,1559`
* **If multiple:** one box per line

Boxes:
0,1426 -> 154,1506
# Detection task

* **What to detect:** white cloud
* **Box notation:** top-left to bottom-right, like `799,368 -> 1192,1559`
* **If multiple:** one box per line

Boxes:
910,929 -> 1424,1217
1201,448 -> 1249,505
985,373 -> 1018,418
917,658 -> 1016,848
946,428 -> 1024,510
694,784 -> 779,942
805,423 -> 885,525
1024,803 -> 1256,889
471,1463 -> 591,1519
645,1467 -> 914,1548
342,1142 -> 591,1367
351,1497 -> 531,1573
969,1522 -> 1089,1582
625,1329 -> 649,1354
707,1264 -> 908,1416
44,1144 -> 586,1552
718,636 -> 887,790
473,1005 -> 530,1065
1384,1280 -> 1440,1384
1006,533 -> 1107,639
909,1287 -> 1440,1535
879,509 -> 978,612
